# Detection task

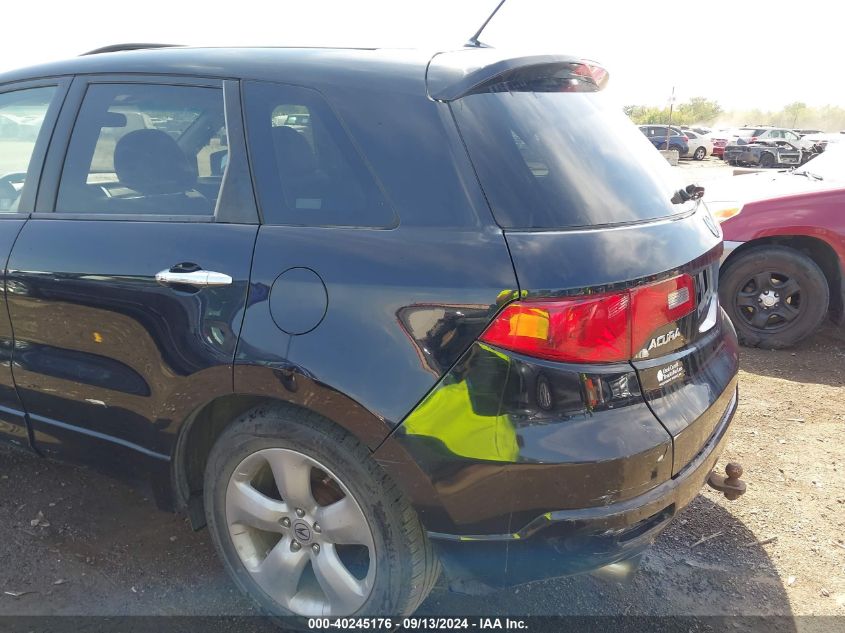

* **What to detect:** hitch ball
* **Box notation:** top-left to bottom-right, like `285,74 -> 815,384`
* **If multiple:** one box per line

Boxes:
707,462 -> 747,501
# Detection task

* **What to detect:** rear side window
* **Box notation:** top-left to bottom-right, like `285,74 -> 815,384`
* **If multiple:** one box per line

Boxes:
242,81 -> 394,228
452,90 -> 689,229
56,83 -> 227,216
0,86 -> 56,213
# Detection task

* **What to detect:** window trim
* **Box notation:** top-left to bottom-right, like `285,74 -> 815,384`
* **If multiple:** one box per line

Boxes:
34,74 -> 257,224
0,77 -> 71,218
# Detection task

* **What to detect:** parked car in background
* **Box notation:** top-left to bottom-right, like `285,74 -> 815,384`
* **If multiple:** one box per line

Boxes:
682,125 -> 711,136
798,131 -> 844,151
707,145 -> 845,347
684,129 -> 713,160
709,128 -> 746,157
638,125 -> 689,155
0,45 -> 742,618
722,139 -> 809,168
733,126 -> 812,149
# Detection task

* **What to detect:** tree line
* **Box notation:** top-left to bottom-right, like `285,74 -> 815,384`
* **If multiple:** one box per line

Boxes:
624,98 -> 845,131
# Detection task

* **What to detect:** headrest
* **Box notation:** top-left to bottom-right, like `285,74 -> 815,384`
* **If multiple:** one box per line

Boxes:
114,129 -> 196,195
270,126 -> 317,176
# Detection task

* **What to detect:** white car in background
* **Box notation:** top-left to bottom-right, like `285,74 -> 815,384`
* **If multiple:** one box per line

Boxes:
799,131 -> 845,149
683,129 -> 714,160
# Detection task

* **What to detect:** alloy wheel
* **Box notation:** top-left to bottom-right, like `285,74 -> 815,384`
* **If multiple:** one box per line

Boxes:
225,448 -> 375,616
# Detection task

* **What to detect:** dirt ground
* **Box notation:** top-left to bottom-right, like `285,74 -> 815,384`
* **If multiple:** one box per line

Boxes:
0,321 -> 842,629
0,159 -> 843,629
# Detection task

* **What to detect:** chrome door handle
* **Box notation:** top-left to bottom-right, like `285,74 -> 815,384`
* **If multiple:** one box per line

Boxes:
155,269 -> 233,288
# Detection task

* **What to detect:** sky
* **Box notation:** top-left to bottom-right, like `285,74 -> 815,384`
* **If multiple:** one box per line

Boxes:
2,0 -> 841,110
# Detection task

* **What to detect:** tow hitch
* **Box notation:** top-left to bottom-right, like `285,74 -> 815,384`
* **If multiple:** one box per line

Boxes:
707,462 -> 747,501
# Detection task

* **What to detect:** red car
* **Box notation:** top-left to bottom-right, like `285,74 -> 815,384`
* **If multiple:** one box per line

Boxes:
706,146 -> 845,347
710,136 -> 729,158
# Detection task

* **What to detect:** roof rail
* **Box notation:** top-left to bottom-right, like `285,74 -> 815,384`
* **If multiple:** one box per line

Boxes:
81,43 -> 181,56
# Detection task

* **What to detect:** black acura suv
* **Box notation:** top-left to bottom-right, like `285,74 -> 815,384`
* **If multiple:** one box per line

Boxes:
0,46 -> 740,617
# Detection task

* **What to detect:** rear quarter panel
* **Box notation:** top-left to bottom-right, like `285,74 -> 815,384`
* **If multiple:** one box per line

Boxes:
234,89 -> 518,446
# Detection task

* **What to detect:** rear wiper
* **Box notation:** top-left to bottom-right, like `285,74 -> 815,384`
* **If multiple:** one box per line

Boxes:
671,184 -> 705,205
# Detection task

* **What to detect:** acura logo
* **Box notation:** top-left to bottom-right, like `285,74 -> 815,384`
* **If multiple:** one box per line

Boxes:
293,521 -> 312,542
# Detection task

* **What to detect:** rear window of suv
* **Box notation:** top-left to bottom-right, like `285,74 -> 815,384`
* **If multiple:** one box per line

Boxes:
452,87 -> 691,229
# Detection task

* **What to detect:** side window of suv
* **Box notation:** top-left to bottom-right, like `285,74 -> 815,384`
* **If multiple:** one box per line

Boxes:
243,81 -> 395,228
0,86 -> 57,213
56,83 -> 227,216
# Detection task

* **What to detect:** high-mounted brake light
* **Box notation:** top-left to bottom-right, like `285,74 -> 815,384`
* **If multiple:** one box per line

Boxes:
480,275 -> 696,363
571,62 -> 610,90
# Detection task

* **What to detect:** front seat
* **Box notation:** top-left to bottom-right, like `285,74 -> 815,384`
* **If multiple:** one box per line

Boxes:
112,129 -> 211,214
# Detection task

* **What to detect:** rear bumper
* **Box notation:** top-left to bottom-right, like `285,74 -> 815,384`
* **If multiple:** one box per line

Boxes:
431,384 -> 738,590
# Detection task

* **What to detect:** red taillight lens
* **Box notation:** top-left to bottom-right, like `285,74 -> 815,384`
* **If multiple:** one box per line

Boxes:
630,275 -> 695,356
750,136 -> 757,142
682,135 -> 689,142
480,293 -> 631,363
480,275 -> 696,363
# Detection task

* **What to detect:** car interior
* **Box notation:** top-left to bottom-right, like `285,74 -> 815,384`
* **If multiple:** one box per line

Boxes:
55,84 -> 227,215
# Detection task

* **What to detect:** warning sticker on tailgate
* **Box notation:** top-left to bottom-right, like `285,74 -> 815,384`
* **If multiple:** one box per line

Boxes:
656,360 -> 685,387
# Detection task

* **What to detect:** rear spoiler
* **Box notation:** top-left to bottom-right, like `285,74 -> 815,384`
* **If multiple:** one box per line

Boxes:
426,50 -> 609,101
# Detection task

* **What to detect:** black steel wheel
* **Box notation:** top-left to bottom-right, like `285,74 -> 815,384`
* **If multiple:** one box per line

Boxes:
720,246 -> 829,348
759,152 -> 776,168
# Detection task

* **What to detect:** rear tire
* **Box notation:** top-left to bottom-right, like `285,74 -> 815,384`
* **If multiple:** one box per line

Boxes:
204,404 -> 439,618
759,152 -> 776,168
719,246 -> 829,348
693,146 -> 707,160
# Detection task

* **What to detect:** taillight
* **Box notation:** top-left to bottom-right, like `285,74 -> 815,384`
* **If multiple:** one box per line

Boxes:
629,275 -> 695,357
682,135 -> 689,142
480,293 -> 631,363
480,275 -> 696,363
750,136 -> 758,142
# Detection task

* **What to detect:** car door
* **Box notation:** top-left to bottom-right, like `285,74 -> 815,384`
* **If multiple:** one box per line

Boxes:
6,75 -> 258,471
0,79 -> 68,447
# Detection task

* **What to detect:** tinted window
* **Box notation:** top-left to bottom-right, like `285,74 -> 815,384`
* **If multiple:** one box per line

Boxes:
0,86 -> 56,213
56,84 -> 226,216
452,91 -> 690,229
243,81 -> 394,228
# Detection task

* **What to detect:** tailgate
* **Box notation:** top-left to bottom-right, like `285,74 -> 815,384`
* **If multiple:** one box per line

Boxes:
506,225 -> 739,477
632,261 -> 740,474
